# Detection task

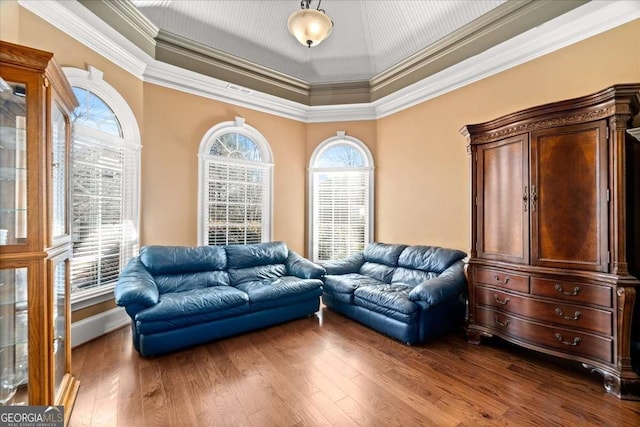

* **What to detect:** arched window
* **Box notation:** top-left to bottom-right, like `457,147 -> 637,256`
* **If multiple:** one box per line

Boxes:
198,117 -> 273,245
309,132 -> 374,262
64,66 -> 141,299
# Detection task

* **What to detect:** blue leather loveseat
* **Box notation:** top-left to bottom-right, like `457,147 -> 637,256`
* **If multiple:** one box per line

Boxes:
321,243 -> 467,344
114,241 -> 325,356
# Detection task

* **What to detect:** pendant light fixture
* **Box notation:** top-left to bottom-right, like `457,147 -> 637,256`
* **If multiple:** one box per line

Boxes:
287,0 -> 333,48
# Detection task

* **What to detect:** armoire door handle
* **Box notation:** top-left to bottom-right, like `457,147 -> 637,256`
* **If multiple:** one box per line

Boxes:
530,185 -> 537,211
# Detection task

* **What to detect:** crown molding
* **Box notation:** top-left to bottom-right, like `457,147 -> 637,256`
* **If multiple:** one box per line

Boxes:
155,29 -> 311,104
369,0 -> 586,100
373,0 -> 640,119
18,0 -> 149,79
53,0 -> 590,106
79,0 -> 158,56
144,60 -> 310,122
16,0 -> 640,123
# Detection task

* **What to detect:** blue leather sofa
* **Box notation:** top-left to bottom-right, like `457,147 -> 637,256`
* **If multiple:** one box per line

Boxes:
321,243 -> 467,344
114,241 -> 325,356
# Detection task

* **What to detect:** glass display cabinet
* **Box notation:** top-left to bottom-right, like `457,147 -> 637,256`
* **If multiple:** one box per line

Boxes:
0,41 -> 78,420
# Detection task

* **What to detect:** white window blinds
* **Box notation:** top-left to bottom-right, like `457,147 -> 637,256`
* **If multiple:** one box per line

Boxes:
70,125 -> 139,292
199,124 -> 272,246
206,160 -> 270,245
313,171 -> 369,261
310,138 -> 373,262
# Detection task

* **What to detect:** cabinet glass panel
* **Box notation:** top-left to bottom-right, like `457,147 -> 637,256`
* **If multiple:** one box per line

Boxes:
0,267 -> 28,405
0,80 -> 27,246
52,260 -> 67,396
51,103 -> 67,238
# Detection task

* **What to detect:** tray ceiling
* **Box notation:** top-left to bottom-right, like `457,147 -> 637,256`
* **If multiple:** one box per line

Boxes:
130,0 -> 506,84
80,0 -> 588,105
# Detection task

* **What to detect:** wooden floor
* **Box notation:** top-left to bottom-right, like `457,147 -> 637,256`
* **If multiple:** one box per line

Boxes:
69,307 -> 640,427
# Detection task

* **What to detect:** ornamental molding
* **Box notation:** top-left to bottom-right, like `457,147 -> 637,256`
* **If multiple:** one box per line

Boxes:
472,107 -> 613,143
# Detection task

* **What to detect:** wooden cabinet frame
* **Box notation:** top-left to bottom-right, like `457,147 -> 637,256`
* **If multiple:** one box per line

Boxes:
462,84 -> 640,400
0,41 -> 79,421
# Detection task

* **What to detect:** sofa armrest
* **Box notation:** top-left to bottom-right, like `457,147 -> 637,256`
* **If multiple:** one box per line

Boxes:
321,252 -> 365,275
286,251 -> 326,279
408,261 -> 466,306
114,258 -> 160,314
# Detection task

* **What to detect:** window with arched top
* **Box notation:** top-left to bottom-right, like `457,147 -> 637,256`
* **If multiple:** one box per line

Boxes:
64,66 -> 141,299
309,133 -> 374,262
198,118 -> 273,246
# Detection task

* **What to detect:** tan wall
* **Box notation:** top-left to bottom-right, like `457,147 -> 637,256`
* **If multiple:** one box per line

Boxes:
377,19 -> 640,253
141,83 -> 307,253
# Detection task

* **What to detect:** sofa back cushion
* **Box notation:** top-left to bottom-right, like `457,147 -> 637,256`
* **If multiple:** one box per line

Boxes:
391,245 -> 466,286
358,242 -> 407,283
140,245 -> 227,274
391,268 -> 437,287
363,242 -> 407,265
140,245 -> 229,293
226,241 -> 289,285
226,241 -> 288,268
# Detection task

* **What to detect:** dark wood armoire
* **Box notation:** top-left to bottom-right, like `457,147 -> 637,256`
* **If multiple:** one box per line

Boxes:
461,84 -> 640,400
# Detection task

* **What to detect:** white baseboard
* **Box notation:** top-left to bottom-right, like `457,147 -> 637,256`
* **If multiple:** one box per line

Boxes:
71,306 -> 130,348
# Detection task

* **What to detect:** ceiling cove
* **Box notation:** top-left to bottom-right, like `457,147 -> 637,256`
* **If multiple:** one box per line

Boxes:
16,0 -> 640,122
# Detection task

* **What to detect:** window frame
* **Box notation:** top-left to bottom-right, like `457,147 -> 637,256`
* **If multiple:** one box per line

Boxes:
308,132 -> 374,261
197,117 -> 274,246
63,66 -> 141,308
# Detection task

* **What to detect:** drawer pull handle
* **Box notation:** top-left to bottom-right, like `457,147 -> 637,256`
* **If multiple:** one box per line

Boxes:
554,284 -> 581,296
494,295 -> 510,305
494,316 -> 510,328
554,333 -> 582,346
494,275 -> 510,285
554,308 -> 582,320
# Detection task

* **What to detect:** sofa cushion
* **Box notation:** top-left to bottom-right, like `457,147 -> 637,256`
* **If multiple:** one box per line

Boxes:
235,277 -> 323,311
359,262 -> 395,284
323,273 -> 385,295
135,286 -> 249,326
140,245 -> 227,275
153,271 -> 230,294
229,264 -> 287,286
363,242 -> 408,266
226,241 -> 288,269
391,268 -> 437,287
354,284 -> 418,324
397,245 -> 466,274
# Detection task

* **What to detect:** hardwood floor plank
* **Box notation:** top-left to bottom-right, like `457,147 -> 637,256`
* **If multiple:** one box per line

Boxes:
139,363 -> 170,427
69,331 -> 107,427
69,308 -> 640,426
349,373 -> 459,426
306,391 -> 358,427
335,395 -> 378,426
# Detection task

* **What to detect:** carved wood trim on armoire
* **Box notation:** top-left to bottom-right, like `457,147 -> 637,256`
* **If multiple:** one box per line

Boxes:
461,84 -> 640,400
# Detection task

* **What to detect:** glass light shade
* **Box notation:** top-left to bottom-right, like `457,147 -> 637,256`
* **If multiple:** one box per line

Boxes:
287,9 -> 333,47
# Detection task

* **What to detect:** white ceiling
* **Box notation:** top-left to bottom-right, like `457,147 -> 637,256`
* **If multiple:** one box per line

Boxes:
131,0 -> 506,84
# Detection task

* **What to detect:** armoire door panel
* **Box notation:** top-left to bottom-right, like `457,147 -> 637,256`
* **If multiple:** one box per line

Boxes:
530,121 -> 608,272
477,134 -> 529,264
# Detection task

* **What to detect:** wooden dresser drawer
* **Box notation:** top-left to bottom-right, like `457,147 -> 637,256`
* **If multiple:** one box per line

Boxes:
475,286 -> 613,335
475,268 -> 529,293
475,307 -> 613,363
530,277 -> 612,307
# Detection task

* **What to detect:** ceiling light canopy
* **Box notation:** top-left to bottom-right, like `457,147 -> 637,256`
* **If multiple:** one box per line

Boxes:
287,0 -> 333,48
